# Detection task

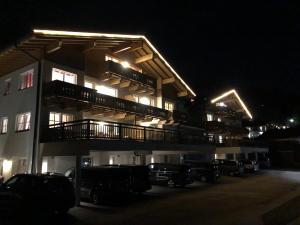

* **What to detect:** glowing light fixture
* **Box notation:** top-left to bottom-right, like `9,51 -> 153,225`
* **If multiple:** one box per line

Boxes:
151,156 -> 155,163
289,118 -> 295,123
33,29 -> 196,97
211,89 -> 253,119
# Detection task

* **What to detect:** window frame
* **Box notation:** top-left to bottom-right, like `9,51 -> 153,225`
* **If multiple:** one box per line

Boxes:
15,112 -> 31,132
19,69 -> 34,90
0,117 -> 8,134
51,68 -> 77,85
164,101 -> 174,112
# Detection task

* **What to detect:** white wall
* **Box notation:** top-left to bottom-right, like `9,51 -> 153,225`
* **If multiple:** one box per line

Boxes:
0,62 -> 39,176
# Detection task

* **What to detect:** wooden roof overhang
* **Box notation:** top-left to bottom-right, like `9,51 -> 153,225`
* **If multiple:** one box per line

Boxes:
0,29 -> 196,98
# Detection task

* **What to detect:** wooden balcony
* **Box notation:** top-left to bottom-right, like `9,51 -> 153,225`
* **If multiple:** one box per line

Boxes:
42,119 -> 177,143
103,60 -> 156,89
43,80 -> 169,119
41,119 -> 209,145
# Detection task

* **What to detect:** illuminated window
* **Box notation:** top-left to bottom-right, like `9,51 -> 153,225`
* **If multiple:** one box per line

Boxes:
133,95 -> 154,106
49,112 -> 74,126
52,68 -> 77,84
218,135 -> 223,143
95,85 -> 118,97
165,101 -> 174,112
19,69 -> 33,90
207,114 -> 213,121
0,117 -> 8,134
3,79 -> 11,96
216,102 -> 227,107
16,112 -> 31,131
84,81 -> 93,89
217,118 -> 222,122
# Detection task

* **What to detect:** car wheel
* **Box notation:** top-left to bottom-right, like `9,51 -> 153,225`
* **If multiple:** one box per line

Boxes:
168,179 -> 176,188
90,190 -> 101,205
56,207 -> 69,215
200,176 -> 207,182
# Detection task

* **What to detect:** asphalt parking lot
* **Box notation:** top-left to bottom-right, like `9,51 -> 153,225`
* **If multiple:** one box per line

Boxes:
5,170 -> 300,225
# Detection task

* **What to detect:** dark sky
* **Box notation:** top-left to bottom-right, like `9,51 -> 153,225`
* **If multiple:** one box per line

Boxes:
1,0 -> 300,123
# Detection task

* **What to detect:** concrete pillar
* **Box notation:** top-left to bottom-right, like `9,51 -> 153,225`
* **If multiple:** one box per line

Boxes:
75,155 -> 82,206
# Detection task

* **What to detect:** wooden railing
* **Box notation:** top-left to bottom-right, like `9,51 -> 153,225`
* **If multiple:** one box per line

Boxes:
105,60 -> 156,88
44,80 -> 169,119
43,119 -> 177,143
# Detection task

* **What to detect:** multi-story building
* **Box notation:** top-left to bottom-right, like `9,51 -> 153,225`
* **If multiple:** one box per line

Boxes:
204,89 -> 268,161
0,29 -> 212,179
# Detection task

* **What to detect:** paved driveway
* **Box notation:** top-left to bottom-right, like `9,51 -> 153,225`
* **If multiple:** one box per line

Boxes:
5,170 -> 300,225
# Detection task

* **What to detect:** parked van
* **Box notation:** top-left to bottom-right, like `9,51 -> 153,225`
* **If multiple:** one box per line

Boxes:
214,159 -> 244,176
65,165 -> 151,204
147,163 -> 193,187
186,161 -> 221,182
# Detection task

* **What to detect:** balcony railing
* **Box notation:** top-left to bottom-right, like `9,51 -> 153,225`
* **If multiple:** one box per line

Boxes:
44,80 -> 169,119
43,119 -> 177,144
105,60 -> 156,88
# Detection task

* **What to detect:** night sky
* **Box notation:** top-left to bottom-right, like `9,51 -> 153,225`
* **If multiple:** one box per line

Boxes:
1,1 -> 300,123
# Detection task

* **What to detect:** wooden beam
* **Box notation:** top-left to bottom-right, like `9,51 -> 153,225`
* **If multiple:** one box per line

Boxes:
110,77 -> 121,85
119,80 -> 131,88
112,42 -> 143,54
162,77 -> 176,84
83,41 -> 96,53
114,113 -> 127,119
135,53 -> 153,64
46,40 -> 62,53
177,91 -> 188,97
129,85 -> 139,92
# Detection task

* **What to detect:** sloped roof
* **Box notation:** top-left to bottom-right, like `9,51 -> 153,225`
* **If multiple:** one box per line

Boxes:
0,29 -> 196,97
210,89 -> 253,119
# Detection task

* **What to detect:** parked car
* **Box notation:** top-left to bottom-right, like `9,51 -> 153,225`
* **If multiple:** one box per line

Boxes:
147,163 -> 193,187
214,159 -> 244,176
65,165 -> 151,204
0,174 -> 75,216
241,160 -> 259,173
186,161 -> 221,182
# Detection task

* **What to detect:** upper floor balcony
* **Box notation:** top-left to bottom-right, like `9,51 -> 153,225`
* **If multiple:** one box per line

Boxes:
102,60 -> 156,89
43,80 -> 169,119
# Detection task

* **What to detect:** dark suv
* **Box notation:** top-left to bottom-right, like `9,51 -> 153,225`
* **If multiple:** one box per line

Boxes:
65,165 -> 151,204
186,161 -> 221,182
0,174 -> 75,215
147,163 -> 193,187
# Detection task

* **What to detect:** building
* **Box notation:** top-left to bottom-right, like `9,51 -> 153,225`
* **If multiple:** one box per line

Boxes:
0,29 -> 213,179
204,89 -> 268,161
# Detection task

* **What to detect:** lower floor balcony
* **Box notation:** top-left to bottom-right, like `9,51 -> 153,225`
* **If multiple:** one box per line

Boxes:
41,119 -> 209,145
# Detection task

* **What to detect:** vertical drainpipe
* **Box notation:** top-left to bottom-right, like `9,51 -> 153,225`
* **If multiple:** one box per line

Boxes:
14,44 -> 43,174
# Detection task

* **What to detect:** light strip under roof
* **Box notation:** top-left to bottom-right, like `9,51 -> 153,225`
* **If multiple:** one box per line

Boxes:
33,29 -> 196,97
210,89 -> 253,119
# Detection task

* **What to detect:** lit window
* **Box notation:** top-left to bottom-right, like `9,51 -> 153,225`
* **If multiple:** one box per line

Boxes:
95,85 -> 118,97
3,79 -> 11,96
207,114 -> 213,121
218,135 -> 223,143
165,101 -> 174,112
216,102 -> 227,107
133,95 -> 154,106
52,68 -> 77,84
16,112 -> 31,131
19,69 -> 33,90
0,117 -> 8,134
84,81 -> 93,89
217,118 -> 222,122
49,112 -> 73,126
